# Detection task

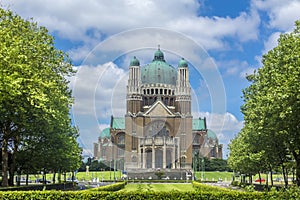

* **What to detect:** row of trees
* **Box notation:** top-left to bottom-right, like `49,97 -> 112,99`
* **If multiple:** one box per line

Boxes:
192,155 -> 231,172
228,21 -> 300,186
0,9 -> 82,186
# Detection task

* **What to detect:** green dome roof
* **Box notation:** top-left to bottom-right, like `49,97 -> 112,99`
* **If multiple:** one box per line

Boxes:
100,128 -> 110,139
207,129 -> 218,141
130,56 -> 140,66
178,58 -> 188,68
141,49 -> 177,85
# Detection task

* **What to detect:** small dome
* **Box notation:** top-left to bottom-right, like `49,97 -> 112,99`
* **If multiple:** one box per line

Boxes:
130,56 -> 140,66
153,47 -> 165,62
178,58 -> 188,68
100,128 -> 110,139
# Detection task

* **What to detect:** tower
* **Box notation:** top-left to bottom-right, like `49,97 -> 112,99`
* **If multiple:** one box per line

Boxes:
126,56 -> 142,114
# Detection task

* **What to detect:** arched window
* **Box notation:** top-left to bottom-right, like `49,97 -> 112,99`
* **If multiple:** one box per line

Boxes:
117,133 -> 125,145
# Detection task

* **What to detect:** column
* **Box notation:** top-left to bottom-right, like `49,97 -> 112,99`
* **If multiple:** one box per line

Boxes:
163,137 -> 166,168
172,145 -> 176,169
152,146 -> 155,168
142,144 -> 146,169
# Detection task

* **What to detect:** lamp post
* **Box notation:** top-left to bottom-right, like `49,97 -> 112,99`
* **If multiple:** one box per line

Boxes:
110,160 -> 112,181
201,157 -> 204,181
113,159 -> 116,182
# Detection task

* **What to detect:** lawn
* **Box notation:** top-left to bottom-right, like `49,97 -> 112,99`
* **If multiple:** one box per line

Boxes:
120,183 -> 195,192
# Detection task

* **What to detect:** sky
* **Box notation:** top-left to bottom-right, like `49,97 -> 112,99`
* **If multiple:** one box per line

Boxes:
2,0 -> 300,158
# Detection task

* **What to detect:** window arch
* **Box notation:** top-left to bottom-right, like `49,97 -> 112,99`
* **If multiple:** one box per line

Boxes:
117,133 -> 125,145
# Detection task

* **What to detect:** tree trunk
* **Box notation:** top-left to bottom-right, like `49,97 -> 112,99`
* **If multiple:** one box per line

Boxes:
295,155 -> 300,187
52,171 -> 56,184
58,170 -> 61,183
266,172 -> 269,188
26,173 -> 29,185
282,164 -> 288,187
270,171 -> 273,186
1,137 -> 9,187
63,171 -> 67,182
9,152 -> 17,186
258,172 -> 262,185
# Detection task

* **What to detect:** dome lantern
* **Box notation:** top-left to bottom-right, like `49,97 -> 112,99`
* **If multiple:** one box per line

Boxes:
153,45 -> 165,62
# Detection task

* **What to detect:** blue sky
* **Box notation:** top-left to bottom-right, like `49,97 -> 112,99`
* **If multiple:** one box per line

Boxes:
2,0 -> 300,157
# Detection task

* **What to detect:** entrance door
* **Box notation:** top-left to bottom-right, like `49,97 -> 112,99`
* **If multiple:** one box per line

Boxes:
146,149 -> 152,168
155,148 -> 163,168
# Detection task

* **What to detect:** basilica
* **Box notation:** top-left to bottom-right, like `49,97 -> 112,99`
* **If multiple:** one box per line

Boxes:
94,48 -> 222,171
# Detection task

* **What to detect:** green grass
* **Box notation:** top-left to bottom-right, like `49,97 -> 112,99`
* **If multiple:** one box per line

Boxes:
76,171 -> 122,181
121,183 -> 195,192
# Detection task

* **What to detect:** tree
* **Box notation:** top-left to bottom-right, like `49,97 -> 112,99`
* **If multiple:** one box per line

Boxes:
0,8 -> 76,186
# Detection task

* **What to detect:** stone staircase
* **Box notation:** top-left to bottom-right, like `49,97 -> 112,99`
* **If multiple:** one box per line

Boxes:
126,169 -> 193,180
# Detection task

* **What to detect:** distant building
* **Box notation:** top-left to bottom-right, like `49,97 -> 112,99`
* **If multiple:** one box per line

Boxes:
94,48 -> 222,171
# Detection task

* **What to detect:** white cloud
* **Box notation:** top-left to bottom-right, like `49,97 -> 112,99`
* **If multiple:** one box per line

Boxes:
3,0 -> 261,62
262,31 -> 280,54
253,0 -> 300,31
72,62 -> 127,117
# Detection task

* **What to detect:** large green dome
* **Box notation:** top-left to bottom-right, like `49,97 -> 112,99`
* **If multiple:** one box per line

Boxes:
141,49 -> 177,85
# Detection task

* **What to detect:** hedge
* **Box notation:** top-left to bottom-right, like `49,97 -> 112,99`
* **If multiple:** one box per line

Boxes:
1,184 -> 300,199
1,190 -> 300,200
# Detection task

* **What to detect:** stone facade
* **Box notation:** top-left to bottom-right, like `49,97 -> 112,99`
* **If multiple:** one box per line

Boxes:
94,48 -> 222,171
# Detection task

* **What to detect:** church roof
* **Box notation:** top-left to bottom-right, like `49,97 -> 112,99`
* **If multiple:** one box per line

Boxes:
207,129 -> 218,141
141,48 -> 177,85
192,118 -> 206,130
112,117 -> 125,129
100,128 -> 110,138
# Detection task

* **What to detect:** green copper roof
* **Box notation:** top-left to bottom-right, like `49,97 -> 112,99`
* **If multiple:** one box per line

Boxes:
192,118 -> 206,130
207,129 -> 218,140
100,128 -> 110,138
178,58 -> 188,68
112,117 -> 125,129
130,56 -> 140,66
141,49 -> 177,85
153,49 -> 165,62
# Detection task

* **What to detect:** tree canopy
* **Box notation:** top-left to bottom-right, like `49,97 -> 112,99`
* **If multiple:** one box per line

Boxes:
228,20 -> 300,186
0,8 -> 81,186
